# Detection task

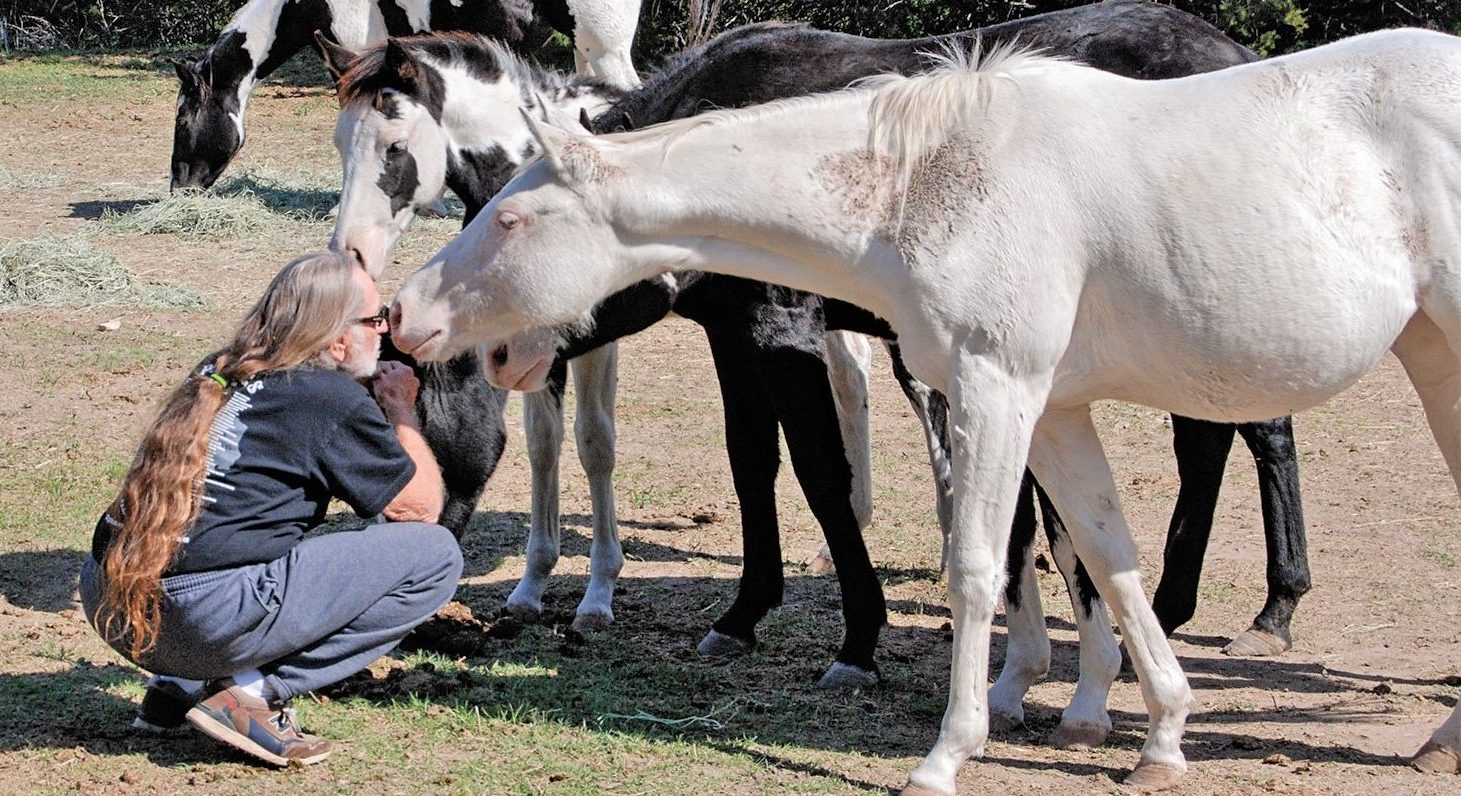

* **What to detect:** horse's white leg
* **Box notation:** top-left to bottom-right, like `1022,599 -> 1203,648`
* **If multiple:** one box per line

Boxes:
808,330 -> 874,573
569,344 -> 622,632
567,0 -> 642,88
904,359 -> 1045,796
508,387 -> 566,622
1391,309 -> 1461,773
986,530 -> 1050,733
1041,502 -> 1123,750
1025,405 -> 1192,790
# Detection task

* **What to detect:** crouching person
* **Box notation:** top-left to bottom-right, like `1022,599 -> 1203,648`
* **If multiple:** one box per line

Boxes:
79,250 -> 461,767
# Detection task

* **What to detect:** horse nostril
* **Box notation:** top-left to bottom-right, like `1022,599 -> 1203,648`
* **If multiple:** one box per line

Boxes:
490,345 -> 509,368
388,302 -> 403,331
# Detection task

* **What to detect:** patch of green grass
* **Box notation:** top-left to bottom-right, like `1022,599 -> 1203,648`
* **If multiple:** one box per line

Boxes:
0,52 -> 169,102
0,234 -> 203,309
1420,548 -> 1457,568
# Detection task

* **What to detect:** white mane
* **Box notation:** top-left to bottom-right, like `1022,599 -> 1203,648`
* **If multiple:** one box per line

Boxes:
864,40 -> 1074,196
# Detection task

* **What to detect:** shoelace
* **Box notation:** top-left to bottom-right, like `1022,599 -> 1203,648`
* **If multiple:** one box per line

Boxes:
271,706 -> 301,735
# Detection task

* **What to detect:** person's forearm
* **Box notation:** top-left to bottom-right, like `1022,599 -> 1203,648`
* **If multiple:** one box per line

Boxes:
382,413 -> 445,524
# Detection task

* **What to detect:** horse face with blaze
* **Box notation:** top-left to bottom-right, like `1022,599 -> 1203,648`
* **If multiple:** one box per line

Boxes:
170,46 -> 250,191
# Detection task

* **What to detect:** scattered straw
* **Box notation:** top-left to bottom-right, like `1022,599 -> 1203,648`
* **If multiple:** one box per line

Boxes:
0,235 -> 204,310
97,168 -> 338,239
0,166 -> 64,189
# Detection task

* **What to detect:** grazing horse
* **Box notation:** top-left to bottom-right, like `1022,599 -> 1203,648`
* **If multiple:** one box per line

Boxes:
390,27 -> 1461,792
169,0 -> 642,192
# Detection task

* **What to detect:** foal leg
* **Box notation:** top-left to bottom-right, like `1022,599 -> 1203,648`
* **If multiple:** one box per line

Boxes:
1391,310 -> 1461,772
806,330 -> 875,574
506,364 -> 568,622
569,345 -> 623,632
1026,406 -> 1193,790
1150,416 -> 1235,636
903,360 -> 1044,796
1225,417 -> 1309,657
987,474 -> 1051,732
696,332 -> 785,658
1034,483 -> 1123,750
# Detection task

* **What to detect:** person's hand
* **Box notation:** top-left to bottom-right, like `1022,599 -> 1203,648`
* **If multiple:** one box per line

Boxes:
370,361 -> 420,422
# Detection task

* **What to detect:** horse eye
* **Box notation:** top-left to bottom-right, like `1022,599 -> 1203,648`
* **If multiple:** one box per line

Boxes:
497,211 -> 520,230
386,140 -> 408,157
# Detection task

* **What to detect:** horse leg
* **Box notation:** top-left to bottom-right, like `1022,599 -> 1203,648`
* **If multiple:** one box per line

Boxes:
1034,482 -> 1123,750
761,341 -> 885,688
1025,405 -> 1193,790
567,0 -> 642,88
1390,309 -> 1461,773
987,474 -> 1050,732
806,330 -> 874,574
903,359 -> 1043,796
566,345 -> 623,632
888,342 -> 955,557
1226,417 -> 1309,657
505,363 -> 569,623
696,331 -> 784,658
418,354 -> 509,538
1150,416 -> 1235,636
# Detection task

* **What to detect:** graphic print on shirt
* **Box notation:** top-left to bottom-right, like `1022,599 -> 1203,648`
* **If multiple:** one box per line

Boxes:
200,381 -> 262,506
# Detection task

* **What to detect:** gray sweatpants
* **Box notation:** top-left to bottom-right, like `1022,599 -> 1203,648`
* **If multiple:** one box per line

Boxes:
81,522 -> 462,702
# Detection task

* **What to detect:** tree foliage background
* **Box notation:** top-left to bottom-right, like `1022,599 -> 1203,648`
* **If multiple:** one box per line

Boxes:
0,0 -> 1456,63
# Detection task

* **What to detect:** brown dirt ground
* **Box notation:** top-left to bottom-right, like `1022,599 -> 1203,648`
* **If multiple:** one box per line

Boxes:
0,55 -> 1458,795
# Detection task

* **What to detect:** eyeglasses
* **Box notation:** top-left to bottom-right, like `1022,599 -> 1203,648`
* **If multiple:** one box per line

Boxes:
356,305 -> 390,332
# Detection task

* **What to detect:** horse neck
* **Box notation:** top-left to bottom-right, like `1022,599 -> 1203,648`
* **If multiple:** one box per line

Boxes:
615,101 -> 900,317
205,0 -> 332,105
445,65 -> 625,218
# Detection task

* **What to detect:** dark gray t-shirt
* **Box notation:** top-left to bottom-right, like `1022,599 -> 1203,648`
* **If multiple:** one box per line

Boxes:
91,366 -> 415,575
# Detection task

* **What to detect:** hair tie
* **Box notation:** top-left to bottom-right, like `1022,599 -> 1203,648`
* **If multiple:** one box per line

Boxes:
208,372 -> 230,388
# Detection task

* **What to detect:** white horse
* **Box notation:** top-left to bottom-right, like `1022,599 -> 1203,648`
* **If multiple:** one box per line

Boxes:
390,29 -> 1461,794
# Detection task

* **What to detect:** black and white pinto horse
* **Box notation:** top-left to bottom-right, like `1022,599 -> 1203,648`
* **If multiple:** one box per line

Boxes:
169,0 -> 641,192
329,1 -> 1313,718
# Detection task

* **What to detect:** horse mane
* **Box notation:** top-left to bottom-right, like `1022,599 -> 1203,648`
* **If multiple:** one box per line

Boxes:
864,40 -> 1074,197
336,31 -> 626,109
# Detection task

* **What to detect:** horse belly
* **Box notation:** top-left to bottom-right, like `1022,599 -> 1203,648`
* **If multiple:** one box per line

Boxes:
1053,251 -> 1418,423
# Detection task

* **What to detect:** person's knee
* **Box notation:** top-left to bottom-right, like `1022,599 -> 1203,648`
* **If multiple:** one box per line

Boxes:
416,523 -> 463,583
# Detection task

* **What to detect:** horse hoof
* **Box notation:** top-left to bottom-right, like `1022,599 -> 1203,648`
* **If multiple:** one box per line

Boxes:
816,662 -> 878,690
988,710 -> 1024,734
899,782 -> 952,796
571,611 -> 613,634
1222,628 -> 1290,657
1049,721 -> 1109,750
505,602 -> 542,624
1123,761 -> 1185,791
697,629 -> 752,657
1411,741 -> 1461,774
806,546 -> 836,575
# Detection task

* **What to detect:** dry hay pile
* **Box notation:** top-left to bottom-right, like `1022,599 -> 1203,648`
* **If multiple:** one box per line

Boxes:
0,166 -> 64,189
0,235 -> 203,309
98,169 -> 338,239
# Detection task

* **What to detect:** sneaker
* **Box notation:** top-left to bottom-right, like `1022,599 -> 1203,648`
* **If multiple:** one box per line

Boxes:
132,677 -> 204,733
185,680 -> 332,767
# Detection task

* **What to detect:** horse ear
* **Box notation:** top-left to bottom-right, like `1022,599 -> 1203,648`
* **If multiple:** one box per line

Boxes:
313,30 -> 358,84
383,38 -> 421,91
620,111 -> 636,132
521,109 -> 606,187
171,56 -> 199,87
578,107 -> 593,132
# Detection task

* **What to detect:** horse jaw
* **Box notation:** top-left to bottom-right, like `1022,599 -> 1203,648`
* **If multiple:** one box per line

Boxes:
484,327 -> 566,391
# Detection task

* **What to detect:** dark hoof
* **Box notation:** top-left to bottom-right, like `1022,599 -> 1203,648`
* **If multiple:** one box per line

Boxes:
697,629 -> 752,657
816,662 -> 878,689
1222,628 -> 1290,657
988,710 -> 1024,734
899,782 -> 952,796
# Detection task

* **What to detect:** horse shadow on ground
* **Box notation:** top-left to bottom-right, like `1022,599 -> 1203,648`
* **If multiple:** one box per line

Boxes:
67,199 -> 150,220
